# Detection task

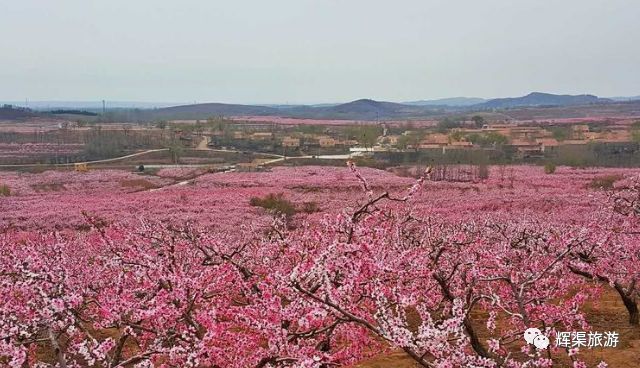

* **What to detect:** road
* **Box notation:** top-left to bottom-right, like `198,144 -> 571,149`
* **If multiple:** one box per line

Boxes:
0,149 -> 170,168
0,135 -> 352,169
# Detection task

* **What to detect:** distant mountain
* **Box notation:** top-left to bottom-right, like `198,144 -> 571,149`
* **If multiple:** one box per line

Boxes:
477,92 -> 612,109
268,99 -> 438,120
320,99 -> 419,118
488,100 -> 640,121
260,103 -> 340,108
608,96 -> 640,102
404,97 -> 487,107
209,98 -> 640,122
3,92 -> 632,122
145,99 -> 436,121
146,103 -> 279,120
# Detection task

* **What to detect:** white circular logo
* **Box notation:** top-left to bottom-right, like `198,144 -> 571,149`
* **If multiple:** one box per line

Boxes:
533,334 -> 550,349
524,328 -> 541,344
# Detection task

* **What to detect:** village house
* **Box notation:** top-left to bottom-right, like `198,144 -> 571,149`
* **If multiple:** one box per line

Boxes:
250,132 -> 273,141
448,141 -> 474,148
535,138 -> 559,152
419,144 -> 444,149
599,130 -> 631,142
419,133 -> 449,148
481,124 -> 513,137
508,127 -> 547,140
281,137 -> 301,147
509,139 -> 544,158
583,132 -> 601,141
318,136 -> 337,147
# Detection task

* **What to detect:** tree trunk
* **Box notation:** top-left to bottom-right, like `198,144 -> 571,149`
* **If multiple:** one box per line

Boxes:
569,266 -> 639,325
464,318 -> 490,358
614,283 -> 639,325
434,273 -> 490,358
48,327 -> 67,368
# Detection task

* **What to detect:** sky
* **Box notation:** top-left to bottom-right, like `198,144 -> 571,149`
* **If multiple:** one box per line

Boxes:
1,0 -> 639,104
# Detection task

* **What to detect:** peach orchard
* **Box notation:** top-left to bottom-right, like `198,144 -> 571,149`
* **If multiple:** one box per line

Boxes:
0,164 -> 638,367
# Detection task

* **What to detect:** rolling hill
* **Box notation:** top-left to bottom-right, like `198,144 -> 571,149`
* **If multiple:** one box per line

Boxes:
476,92 -> 612,109
144,103 -> 279,120
142,93 -> 623,121
145,99 -> 438,121
289,99 -> 432,120
3,92 -> 638,122
403,97 -> 487,107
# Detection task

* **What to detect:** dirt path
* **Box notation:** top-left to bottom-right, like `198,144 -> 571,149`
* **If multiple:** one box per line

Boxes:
196,135 -> 210,150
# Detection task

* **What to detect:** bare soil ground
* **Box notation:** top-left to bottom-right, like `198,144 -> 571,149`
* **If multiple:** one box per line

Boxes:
354,288 -> 640,368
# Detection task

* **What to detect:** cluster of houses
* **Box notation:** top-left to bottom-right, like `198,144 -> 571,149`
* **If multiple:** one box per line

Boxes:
174,119 -> 636,157
378,123 -> 633,157
213,130 -> 359,149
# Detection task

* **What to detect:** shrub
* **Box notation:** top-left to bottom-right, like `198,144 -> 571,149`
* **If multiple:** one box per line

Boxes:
477,164 -> 490,180
587,175 -> 623,190
249,193 -> 297,218
301,201 -> 321,214
544,162 -> 557,174
0,184 -> 10,196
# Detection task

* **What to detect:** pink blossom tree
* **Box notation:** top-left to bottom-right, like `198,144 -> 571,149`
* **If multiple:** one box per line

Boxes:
0,164 -> 621,367
568,176 -> 640,325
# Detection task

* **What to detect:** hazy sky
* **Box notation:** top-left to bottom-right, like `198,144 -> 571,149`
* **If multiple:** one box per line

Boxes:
1,0 -> 639,104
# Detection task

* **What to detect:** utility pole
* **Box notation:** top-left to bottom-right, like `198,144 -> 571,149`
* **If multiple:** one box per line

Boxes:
102,100 -> 106,115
